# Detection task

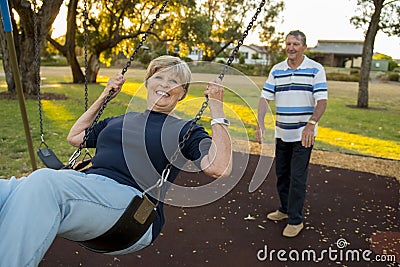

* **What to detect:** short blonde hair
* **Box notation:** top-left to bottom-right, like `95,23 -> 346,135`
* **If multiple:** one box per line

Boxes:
145,55 -> 191,99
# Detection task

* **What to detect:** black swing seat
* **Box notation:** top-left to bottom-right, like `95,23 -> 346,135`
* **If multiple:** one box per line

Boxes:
38,148 -> 93,171
79,195 -> 157,253
37,148 -> 66,170
37,147 -> 156,253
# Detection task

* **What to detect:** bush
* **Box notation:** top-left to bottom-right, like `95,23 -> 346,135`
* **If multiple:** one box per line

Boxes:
138,52 -> 152,65
349,69 -> 359,75
326,72 -> 359,82
181,57 -> 193,62
41,56 -> 69,66
388,72 -> 399,82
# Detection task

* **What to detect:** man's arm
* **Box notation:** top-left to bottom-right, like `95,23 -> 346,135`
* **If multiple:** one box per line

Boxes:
301,99 -> 327,148
255,97 -> 270,144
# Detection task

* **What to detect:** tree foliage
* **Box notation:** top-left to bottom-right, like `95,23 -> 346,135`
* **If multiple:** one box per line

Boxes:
1,0 -> 285,92
176,0 -> 284,62
350,0 -> 400,108
46,0 -> 284,83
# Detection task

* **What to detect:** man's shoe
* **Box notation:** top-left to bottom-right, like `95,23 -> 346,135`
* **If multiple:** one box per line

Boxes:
266,210 -> 288,221
282,223 -> 304,237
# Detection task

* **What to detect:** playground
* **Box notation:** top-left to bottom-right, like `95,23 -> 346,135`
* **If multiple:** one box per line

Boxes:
3,68 -> 400,266
0,66 -> 398,266
0,0 -> 399,265
40,152 -> 399,267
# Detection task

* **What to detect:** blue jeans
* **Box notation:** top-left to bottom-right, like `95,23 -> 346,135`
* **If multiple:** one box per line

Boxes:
275,138 -> 313,225
0,168 -> 153,267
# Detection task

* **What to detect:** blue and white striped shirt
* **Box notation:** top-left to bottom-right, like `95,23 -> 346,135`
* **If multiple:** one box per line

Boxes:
261,56 -> 328,142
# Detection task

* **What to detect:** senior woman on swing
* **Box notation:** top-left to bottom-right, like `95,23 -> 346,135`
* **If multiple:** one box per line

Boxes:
0,55 -> 232,266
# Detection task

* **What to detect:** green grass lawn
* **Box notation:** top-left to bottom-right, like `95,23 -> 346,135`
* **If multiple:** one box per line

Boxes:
0,66 -> 399,177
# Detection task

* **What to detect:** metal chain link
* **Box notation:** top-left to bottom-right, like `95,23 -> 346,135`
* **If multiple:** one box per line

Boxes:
68,0 -> 265,176
66,91 -> 113,168
83,0 -> 89,111
157,0 -> 266,185
66,0 -> 170,168
33,1 -> 45,145
219,0 -> 266,80
121,0 -> 170,75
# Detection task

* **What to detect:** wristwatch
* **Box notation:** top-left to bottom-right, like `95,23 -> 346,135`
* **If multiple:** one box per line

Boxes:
307,119 -> 317,125
211,118 -> 230,126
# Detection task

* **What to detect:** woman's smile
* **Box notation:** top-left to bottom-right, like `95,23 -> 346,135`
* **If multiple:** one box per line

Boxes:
146,69 -> 186,113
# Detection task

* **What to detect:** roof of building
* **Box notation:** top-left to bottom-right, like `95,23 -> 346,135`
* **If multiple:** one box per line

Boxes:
309,40 -> 364,55
243,45 -> 268,54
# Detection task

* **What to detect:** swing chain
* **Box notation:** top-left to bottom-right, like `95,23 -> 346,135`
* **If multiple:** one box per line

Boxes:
147,0 -> 266,194
218,0 -> 266,80
66,90 -> 113,168
67,0 -> 169,168
33,1 -> 45,144
70,0 -> 263,177
121,0 -> 170,75
144,97 -> 209,197
83,0 -> 89,111
67,148 -> 82,168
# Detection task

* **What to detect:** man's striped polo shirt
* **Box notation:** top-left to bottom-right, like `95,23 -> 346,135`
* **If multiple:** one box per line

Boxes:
261,56 -> 328,142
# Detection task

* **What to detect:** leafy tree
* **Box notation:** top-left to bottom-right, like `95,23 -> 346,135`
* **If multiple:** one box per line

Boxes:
0,0 -> 63,94
47,0 -> 196,82
46,0 -> 85,83
351,0 -> 400,108
1,0 -> 285,90
179,0 -> 284,62
257,0 -> 285,71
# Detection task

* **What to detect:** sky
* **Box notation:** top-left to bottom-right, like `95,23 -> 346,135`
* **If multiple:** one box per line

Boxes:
52,0 -> 400,59
248,0 -> 400,59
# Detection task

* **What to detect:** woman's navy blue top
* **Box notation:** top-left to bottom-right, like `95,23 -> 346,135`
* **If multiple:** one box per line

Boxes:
83,110 -> 212,241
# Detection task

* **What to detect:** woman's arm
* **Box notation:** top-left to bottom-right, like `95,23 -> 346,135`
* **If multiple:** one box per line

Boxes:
200,78 -> 232,178
67,73 -> 126,147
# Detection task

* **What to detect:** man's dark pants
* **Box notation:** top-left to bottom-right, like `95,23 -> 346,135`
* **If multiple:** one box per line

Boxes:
275,138 -> 313,225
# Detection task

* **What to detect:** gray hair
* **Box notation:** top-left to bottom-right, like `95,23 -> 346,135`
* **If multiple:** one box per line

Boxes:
145,55 -> 191,94
287,30 -> 307,46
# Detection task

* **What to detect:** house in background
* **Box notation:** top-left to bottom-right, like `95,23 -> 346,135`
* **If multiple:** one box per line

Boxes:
371,59 -> 390,71
188,45 -> 268,65
187,47 -> 203,61
236,45 -> 268,64
308,40 -> 363,68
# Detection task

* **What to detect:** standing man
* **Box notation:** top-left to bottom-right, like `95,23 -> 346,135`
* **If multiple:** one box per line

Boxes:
255,30 -> 328,237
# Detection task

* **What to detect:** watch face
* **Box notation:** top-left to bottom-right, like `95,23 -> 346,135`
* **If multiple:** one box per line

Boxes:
211,118 -> 230,126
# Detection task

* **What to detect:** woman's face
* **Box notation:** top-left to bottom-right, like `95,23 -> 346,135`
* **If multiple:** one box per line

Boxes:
146,68 -> 187,114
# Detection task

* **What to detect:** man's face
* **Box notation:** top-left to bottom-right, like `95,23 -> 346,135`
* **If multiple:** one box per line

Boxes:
285,35 -> 307,62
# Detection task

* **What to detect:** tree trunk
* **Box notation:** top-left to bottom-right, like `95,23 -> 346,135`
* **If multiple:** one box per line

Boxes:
5,0 -> 64,95
19,36 -> 38,95
65,0 -> 84,83
46,0 -> 85,84
0,23 -> 15,93
68,52 -> 85,83
357,0 -> 383,108
88,54 -> 100,83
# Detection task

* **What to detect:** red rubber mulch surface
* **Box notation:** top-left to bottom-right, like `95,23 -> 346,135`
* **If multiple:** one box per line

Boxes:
40,152 -> 399,267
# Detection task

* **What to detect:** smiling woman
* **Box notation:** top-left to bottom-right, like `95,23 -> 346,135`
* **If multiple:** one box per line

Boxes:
144,56 -> 191,115
0,55 -> 233,265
